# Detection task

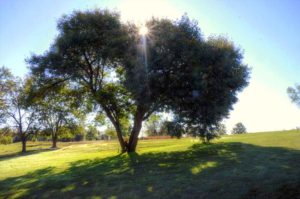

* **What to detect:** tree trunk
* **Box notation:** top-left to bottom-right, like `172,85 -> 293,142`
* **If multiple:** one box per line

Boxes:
101,106 -> 127,152
95,95 -> 146,153
127,106 -> 145,153
51,133 -> 57,148
21,137 -> 27,153
94,95 -> 127,152
114,122 -> 127,152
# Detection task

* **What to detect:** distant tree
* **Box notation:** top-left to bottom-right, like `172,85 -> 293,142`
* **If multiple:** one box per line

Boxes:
191,123 -> 227,140
145,114 -> 162,136
28,10 -> 249,152
217,124 -> 227,136
68,123 -> 86,141
0,75 -> 39,152
0,127 -> 14,144
52,126 -> 71,142
104,126 -> 117,139
158,120 -> 169,136
164,121 -> 185,138
232,122 -> 247,134
0,127 -> 14,136
86,125 -> 99,140
287,85 -> 300,107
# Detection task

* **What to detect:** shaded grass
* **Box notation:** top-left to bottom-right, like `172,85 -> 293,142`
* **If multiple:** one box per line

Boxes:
0,131 -> 300,198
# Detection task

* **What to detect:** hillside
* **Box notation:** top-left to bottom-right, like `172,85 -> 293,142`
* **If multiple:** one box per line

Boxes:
0,130 -> 300,198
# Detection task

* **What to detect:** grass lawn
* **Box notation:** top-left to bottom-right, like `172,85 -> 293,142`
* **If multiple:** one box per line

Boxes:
0,131 -> 300,199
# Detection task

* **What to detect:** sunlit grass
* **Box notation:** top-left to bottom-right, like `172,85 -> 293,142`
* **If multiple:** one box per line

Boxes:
0,130 -> 300,198
190,161 -> 218,174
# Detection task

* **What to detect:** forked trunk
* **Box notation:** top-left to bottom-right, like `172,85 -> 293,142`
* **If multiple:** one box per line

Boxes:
97,97 -> 145,153
97,101 -> 127,153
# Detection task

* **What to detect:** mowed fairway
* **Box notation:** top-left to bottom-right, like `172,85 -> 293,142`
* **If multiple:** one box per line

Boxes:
0,131 -> 300,199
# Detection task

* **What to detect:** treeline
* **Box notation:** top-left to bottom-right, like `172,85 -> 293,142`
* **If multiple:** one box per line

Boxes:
0,124 -> 114,145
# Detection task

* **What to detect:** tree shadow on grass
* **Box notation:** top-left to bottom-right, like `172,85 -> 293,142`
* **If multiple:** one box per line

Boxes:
0,142 -> 300,199
0,148 -> 57,162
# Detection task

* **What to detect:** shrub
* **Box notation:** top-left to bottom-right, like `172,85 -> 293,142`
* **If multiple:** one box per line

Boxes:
86,126 -> 100,140
0,136 -> 12,145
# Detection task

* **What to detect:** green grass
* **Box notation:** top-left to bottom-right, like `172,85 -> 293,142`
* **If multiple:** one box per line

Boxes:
0,131 -> 300,198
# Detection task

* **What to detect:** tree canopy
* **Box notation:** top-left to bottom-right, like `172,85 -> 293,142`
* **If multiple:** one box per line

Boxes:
28,9 -> 249,152
0,67 -> 15,123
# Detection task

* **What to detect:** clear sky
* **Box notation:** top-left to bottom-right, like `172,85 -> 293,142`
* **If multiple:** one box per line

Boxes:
1,0 -> 300,132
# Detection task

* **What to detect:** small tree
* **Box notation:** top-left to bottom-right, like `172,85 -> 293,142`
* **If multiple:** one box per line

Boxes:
29,82 -> 83,148
158,120 -> 170,136
165,121 -> 185,138
71,123 -> 86,141
104,126 -> 117,139
0,127 -> 14,144
86,125 -> 99,140
287,85 -> 300,106
145,114 -> 162,136
231,122 -> 247,134
1,76 -> 38,152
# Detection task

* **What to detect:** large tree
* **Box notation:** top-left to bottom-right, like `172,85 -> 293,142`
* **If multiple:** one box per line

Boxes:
28,10 -> 249,152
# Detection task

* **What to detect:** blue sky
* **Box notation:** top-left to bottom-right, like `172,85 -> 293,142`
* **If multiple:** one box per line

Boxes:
1,0 -> 300,132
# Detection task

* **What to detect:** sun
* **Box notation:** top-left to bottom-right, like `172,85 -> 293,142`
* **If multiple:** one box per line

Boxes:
139,26 -> 148,35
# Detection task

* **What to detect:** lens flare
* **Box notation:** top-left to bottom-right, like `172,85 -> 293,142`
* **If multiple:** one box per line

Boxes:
139,26 -> 148,35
